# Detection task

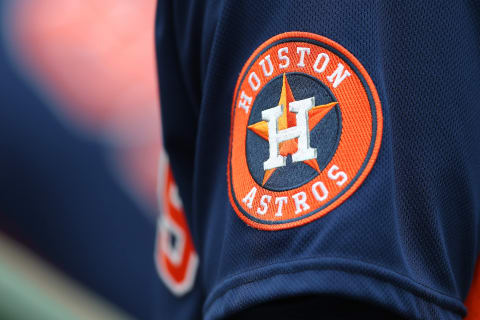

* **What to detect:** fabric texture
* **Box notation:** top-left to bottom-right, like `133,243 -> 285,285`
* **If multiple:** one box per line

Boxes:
155,0 -> 480,319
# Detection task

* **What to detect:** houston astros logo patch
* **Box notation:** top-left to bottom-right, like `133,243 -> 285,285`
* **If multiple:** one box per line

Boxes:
227,32 -> 383,230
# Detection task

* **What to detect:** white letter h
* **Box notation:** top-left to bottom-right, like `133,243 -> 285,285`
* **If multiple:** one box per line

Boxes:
261,97 -> 317,170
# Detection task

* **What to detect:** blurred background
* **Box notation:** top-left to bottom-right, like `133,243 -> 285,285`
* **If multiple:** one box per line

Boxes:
0,0 -> 162,319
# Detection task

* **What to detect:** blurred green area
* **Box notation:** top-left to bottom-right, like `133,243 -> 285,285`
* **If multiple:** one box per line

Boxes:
0,262 -> 78,320
0,233 -> 133,320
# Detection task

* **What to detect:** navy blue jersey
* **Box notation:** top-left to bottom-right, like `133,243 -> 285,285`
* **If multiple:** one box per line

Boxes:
155,0 -> 480,319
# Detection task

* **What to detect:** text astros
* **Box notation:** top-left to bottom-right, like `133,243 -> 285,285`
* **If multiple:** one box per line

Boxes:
242,165 -> 348,217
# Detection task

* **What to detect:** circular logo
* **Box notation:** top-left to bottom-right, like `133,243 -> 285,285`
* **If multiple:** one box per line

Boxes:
227,32 -> 383,230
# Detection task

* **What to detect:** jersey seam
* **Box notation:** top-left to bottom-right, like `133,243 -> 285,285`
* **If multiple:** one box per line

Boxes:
203,256 -> 465,316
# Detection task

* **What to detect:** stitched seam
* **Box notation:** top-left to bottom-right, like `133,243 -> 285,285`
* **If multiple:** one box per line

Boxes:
204,257 -> 465,315
208,256 -> 462,302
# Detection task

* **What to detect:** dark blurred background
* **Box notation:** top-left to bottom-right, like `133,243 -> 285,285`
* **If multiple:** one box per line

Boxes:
0,0 -> 162,319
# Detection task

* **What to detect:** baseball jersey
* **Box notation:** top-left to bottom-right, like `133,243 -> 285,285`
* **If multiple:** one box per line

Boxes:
154,0 -> 480,319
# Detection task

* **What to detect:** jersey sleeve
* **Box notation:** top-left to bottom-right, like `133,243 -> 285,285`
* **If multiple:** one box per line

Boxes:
153,0 -> 204,318
155,0 -> 480,319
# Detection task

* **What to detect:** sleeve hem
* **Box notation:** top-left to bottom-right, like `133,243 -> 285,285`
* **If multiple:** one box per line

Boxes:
203,257 -> 465,320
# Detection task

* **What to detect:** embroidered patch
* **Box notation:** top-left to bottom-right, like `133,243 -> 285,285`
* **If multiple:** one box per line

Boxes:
227,32 -> 383,230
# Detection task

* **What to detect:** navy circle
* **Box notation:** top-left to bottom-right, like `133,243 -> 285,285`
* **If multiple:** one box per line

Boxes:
246,72 -> 341,191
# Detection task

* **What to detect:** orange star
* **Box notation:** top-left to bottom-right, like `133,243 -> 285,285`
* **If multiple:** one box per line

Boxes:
248,73 -> 337,186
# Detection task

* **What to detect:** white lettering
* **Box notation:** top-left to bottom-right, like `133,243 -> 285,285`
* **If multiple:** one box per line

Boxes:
237,91 -> 252,114
296,47 -> 310,67
275,197 -> 288,217
327,63 -> 351,88
292,192 -> 310,214
312,181 -> 328,201
328,165 -> 348,186
313,53 -> 330,73
248,72 -> 261,91
278,47 -> 290,69
242,187 -> 257,208
259,54 -> 274,77
256,194 -> 272,215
